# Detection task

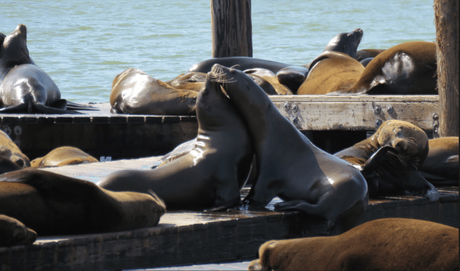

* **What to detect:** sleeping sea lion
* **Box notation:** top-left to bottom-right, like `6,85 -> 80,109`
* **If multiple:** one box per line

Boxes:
110,68 -> 198,115
0,168 -> 166,235
347,41 -> 437,95
165,72 -> 207,92
0,214 -> 36,247
334,120 -> 438,199
244,68 -> 292,95
419,137 -> 459,185
0,129 -> 30,168
187,56 -> 291,74
30,146 -> 98,168
275,66 -> 309,94
297,52 -> 364,95
0,24 -> 92,114
99,71 -> 254,211
210,64 -> 368,234
248,218 -> 459,271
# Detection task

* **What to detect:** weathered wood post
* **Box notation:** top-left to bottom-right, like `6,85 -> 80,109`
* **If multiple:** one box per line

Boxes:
434,0 -> 459,137
210,0 -> 253,57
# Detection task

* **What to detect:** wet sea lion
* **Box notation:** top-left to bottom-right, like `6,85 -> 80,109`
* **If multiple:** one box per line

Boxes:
248,218 -> 459,271
0,168 -> 166,235
355,48 -> 385,61
297,51 -> 365,95
244,68 -> 292,95
419,137 -> 459,185
99,71 -> 254,211
30,146 -> 98,168
347,41 -> 437,95
187,56 -> 291,74
321,28 -> 364,59
0,129 -> 30,168
275,66 -> 309,94
165,72 -> 207,92
210,64 -> 368,234
334,120 -> 438,199
0,24 -> 91,114
0,214 -> 37,247
359,57 -> 374,67
110,68 -> 198,115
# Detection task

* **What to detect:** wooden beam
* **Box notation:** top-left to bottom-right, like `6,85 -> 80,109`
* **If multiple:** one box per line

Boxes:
211,0 -> 253,57
434,0 -> 459,137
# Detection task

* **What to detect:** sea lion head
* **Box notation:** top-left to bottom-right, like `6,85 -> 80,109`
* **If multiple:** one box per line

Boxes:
0,24 -> 32,70
375,120 -> 429,170
323,28 -> 363,59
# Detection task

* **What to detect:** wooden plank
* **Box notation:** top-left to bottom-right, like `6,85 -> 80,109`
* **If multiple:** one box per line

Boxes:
270,95 -> 439,131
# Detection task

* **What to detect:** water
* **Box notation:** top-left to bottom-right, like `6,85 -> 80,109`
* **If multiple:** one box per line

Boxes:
1,0 -> 436,103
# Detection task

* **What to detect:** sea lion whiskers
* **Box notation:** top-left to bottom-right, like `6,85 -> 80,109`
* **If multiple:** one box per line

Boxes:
209,65 -> 236,84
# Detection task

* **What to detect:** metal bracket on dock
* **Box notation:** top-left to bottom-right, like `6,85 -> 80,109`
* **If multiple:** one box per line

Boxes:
432,113 -> 440,138
284,102 -> 304,129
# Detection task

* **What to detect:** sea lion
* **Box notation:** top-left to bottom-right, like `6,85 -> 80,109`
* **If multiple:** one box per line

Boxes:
321,28 -> 364,59
248,218 -> 459,271
355,48 -> 385,61
0,168 -> 166,235
30,146 -> 98,168
245,73 -> 278,95
0,129 -> 30,168
347,41 -> 437,95
244,68 -> 292,95
0,24 -> 91,114
165,72 -> 207,92
99,71 -> 254,211
275,66 -> 309,94
210,64 -> 368,234
0,214 -> 37,247
334,120 -> 438,199
110,68 -> 198,115
419,137 -> 459,185
359,57 -> 374,67
297,51 -> 365,95
187,56 -> 291,74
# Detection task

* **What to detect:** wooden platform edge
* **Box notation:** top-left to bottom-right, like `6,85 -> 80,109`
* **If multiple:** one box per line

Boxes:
0,189 -> 457,271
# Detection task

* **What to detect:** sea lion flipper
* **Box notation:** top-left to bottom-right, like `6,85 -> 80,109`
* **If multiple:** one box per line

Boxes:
360,146 -> 395,175
0,104 -> 28,113
33,102 -> 82,114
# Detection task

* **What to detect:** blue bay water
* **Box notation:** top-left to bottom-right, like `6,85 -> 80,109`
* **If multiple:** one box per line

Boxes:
1,0 -> 436,103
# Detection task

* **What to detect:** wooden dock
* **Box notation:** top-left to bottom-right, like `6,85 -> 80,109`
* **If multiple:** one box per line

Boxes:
0,159 -> 457,271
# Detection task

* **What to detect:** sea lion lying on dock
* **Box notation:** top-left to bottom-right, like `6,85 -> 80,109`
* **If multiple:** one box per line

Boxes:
110,68 -> 198,115
187,56 -> 291,74
0,168 -> 166,235
0,214 -> 37,247
31,146 -> 98,168
334,120 -> 438,200
0,129 -> 30,170
210,64 -> 368,234
248,218 -> 459,271
0,24 -> 93,114
99,70 -> 253,211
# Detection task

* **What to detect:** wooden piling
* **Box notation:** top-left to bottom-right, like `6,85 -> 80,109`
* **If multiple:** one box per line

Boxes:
210,0 -> 253,57
434,0 -> 459,137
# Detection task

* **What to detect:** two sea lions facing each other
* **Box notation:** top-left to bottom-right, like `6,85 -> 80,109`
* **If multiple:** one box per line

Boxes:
248,218 -> 459,271
210,64 -> 368,234
31,146 -> 98,168
0,24 -> 93,114
334,120 -> 438,200
0,214 -> 36,247
0,168 -> 166,236
99,70 -> 254,211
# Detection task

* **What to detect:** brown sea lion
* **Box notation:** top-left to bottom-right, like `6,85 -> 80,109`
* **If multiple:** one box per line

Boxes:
165,72 -> 207,92
297,51 -> 364,95
248,218 -> 459,271
0,24 -> 92,114
419,137 -> 459,185
0,168 -> 166,235
187,56 -> 292,74
0,129 -> 30,168
210,64 -> 368,234
244,68 -> 292,95
99,71 -> 254,211
0,214 -> 36,247
347,41 -> 437,95
355,48 -> 385,61
110,68 -> 198,115
334,120 -> 438,199
30,146 -> 98,168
